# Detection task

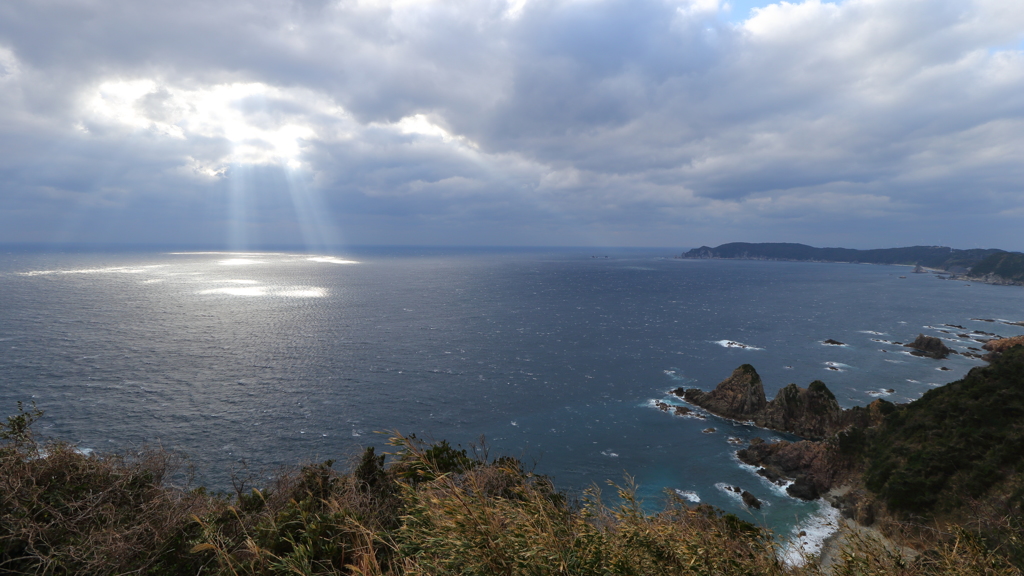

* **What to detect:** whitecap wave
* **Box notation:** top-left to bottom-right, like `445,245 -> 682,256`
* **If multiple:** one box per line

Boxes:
824,361 -> 849,372
858,330 -> 887,335
674,489 -> 701,503
601,450 -> 619,458
734,454 -> 793,495
714,340 -> 764,350
779,500 -> 841,567
714,482 -> 745,503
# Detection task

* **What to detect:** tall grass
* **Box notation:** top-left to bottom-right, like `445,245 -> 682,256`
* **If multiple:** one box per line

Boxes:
1,405 -> 1020,575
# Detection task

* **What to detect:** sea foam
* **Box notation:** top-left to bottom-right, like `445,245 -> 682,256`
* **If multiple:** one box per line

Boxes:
714,340 -> 764,350
779,500 -> 841,567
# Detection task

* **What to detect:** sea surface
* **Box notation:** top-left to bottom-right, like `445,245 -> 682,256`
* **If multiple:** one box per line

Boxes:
2,247 -> 1022,553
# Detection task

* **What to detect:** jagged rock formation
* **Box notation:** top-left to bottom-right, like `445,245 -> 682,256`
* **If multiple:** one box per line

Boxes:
741,491 -> 761,509
674,365 -> 860,439
759,381 -> 843,439
673,364 -> 766,421
904,334 -> 952,359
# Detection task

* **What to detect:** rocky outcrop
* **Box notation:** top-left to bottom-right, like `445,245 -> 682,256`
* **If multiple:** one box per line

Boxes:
904,334 -> 952,359
982,335 -> 1024,360
674,365 -> 851,439
737,438 -> 842,500
741,491 -> 761,509
760,381 -> 843,439
841,399 -> 897,430
674,364 -> 766,421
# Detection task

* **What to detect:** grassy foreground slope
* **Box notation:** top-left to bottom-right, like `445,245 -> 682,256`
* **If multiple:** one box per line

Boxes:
2,407 -> 1021,574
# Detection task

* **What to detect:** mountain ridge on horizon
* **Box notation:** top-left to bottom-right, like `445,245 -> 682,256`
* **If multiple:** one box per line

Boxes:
681,242 -> 1013,271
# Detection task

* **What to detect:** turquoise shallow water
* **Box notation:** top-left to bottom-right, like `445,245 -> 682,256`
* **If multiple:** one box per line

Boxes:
1,247 -> 1022,544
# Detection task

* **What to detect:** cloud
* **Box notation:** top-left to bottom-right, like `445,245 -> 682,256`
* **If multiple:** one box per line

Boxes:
0,0 -> 1022,248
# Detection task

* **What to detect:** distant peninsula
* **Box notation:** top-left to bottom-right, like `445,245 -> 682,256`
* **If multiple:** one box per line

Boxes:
680,242 -> 1024,286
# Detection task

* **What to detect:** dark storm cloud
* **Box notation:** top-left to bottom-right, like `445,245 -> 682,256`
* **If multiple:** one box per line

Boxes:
0,0 -> 1022,248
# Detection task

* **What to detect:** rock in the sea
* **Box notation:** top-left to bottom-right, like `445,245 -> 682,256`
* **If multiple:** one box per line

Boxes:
904,334 -> 952,359
681,364 -> 766,421
674,406 -> 692,416
741,490 -> 762,509
683,365 -> 849,439
823,339 -> 846,346
702,427 -> 716,434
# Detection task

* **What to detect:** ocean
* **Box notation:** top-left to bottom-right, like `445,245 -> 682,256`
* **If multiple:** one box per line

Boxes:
2,247 -> 1022,554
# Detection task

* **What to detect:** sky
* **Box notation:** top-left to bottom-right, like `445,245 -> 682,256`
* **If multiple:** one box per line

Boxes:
1,0 -> 1022,251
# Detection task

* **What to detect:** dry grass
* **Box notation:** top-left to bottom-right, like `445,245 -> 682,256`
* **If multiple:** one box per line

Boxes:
2,406 -> 1021,576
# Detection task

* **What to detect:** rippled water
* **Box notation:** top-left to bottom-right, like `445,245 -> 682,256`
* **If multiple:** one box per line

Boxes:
2,247 -> 1022,542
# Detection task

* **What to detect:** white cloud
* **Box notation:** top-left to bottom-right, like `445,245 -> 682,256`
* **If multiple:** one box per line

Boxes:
0,0 -> 1023,248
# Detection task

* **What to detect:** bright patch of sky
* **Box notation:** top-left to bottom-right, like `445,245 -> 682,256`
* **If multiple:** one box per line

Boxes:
722,0 -> 799,22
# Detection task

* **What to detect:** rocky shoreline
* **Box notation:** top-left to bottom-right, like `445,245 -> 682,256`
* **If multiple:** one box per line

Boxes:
665,337 -> 1024,567
947,272 -> 1024,287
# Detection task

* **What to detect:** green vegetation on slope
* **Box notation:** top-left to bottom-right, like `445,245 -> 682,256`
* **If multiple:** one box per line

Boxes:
682,243 -> 1004,270
970,252 -> 1024,282
860,347 -> 1024,515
